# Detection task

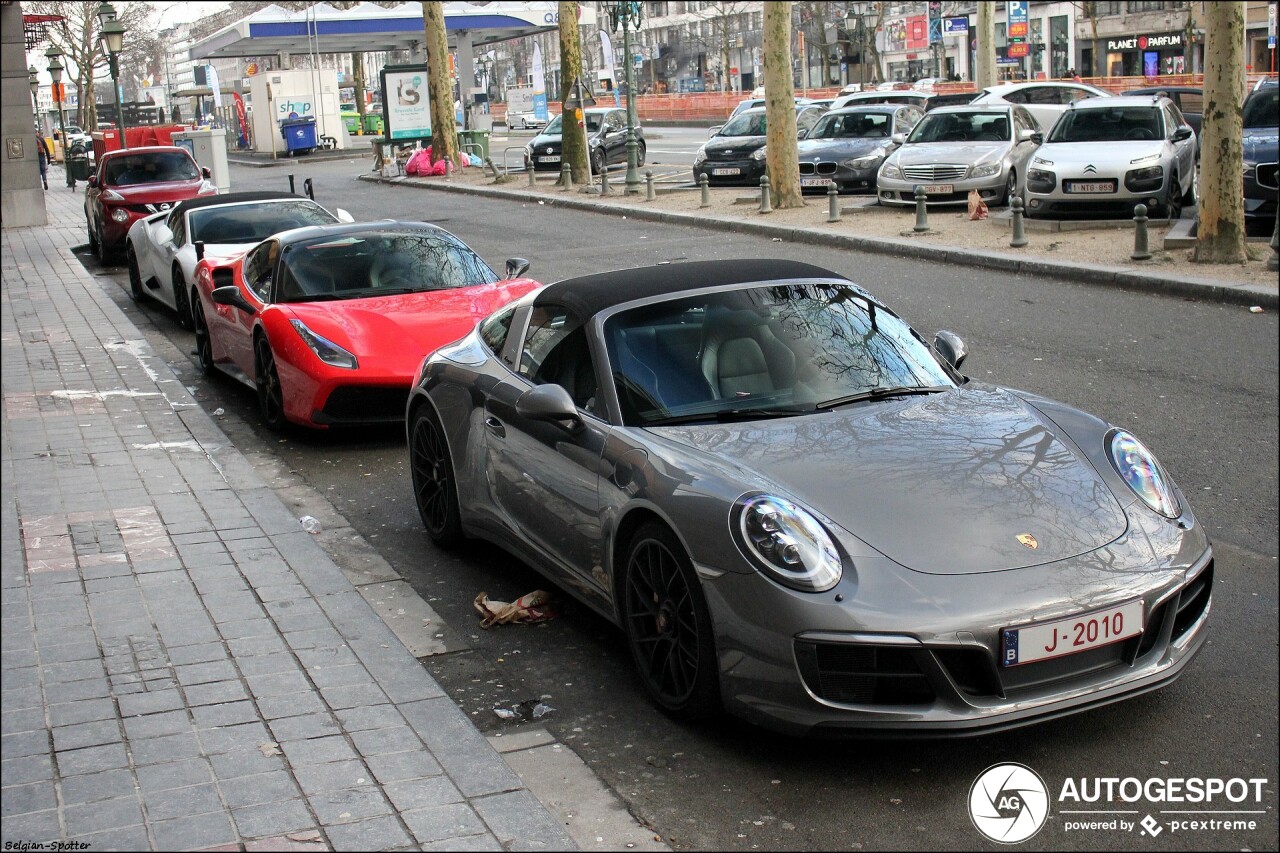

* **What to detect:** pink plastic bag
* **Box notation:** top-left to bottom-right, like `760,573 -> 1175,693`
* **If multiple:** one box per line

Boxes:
429,159 -> 448,176
404,148 -> 430,175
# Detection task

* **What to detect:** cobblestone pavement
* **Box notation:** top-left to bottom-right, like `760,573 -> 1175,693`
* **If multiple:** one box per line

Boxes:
1,176 -> 576,851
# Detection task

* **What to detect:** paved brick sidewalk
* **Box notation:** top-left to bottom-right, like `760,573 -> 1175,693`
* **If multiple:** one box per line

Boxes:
1,174 -> 575,851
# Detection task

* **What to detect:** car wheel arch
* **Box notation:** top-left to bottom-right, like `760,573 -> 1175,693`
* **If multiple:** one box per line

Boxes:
609,503 -> 704,619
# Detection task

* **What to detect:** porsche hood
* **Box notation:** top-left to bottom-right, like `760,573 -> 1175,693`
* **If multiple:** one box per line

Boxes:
652,386 -> 1129,575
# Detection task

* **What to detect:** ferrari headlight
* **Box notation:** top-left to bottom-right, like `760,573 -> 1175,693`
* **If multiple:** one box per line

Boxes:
880,162 -> 902,180
1107,429 -> 1180,519
733,494 -> 842,592
693,146 -> 707,166
970,161 -> 1002,178
290,319 -> 358,370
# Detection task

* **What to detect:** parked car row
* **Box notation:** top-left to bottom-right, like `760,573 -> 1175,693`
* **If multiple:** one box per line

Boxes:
84,150 -> 1213,739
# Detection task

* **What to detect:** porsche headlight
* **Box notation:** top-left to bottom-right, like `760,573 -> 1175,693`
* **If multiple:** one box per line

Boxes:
970,161 -> 1002,178
732,494 -> 842,592
693,146 -> 707,166
290,319 -> 358,370
880,162 -> 902,180
1107,429 -> 1180,519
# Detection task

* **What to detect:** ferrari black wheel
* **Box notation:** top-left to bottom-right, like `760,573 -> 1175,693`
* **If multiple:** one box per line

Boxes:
409,404 -> 463,547
622,522 -> 720,720
254,335 -> 288,431
172,267 -> 193,330
126,245 -> 144,301
192,297 -> 215,376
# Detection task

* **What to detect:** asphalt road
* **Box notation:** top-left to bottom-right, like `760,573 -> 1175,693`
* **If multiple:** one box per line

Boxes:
80,157 -> 1278,851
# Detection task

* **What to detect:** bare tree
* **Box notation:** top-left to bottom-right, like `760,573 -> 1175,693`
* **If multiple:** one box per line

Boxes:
863,2 -> 887,85
422,2 -> 457,166
1071,2 -> 1103,77
762,2 -> 802,209
685,1 -> 750,92
1193,1 -> 1248,264
558,1 -> 589,184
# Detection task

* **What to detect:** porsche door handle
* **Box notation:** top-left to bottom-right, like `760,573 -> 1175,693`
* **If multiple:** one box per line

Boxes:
484,416 -> 506,438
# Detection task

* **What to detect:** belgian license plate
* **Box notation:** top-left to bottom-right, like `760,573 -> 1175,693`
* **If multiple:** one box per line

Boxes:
916,183 -> 953,195
538,155 -> 561,163
1066,180 -> 1115,193
1002,600 -> 1144,667
801,177 -> 833,187
712,167 -> 741,176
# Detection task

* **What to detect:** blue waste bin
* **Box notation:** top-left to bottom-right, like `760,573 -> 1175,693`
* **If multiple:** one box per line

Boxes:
280,117 -> 318,156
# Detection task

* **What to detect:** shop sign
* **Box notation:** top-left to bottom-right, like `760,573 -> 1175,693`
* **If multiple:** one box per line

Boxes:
1107,32 -> 1183,51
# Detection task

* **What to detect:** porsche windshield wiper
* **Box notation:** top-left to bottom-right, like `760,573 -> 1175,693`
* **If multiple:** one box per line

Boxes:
815,385 -> 950,410
644,405 -> 816,426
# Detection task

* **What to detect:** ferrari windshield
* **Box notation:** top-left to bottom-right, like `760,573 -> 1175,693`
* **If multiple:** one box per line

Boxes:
1049,107 -> 1164,142
278,231 -> 498,302
544,113 -> 604,134
907,111 -> 1011,143
603,283 -> 957,426
189,201 -> 337,244
105,152 -> 199,186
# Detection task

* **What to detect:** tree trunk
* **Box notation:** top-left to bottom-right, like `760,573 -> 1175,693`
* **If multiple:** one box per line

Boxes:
763,3 -> 802,209
976,2 -> 997,88
353,52 -> 367,124
422,2 -> 457,166
558,1 -> 589,185
1193,0 -> 1248,264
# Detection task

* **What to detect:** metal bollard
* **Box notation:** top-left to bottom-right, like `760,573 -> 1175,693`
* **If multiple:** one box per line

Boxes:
527,162 -> 536,187
759,175 -> 772,214
1269,206 -> 1279,273
645,170 -> 655,201
699,173 -> 710,208
560,161 -> 573,192
600,163 -> 611,194
1009,196 -> 1028,247
913,186 -> 929,232
827,183 -> 840,223
303,178 -> 314,200
1131,204 -> 1152,261
288,173 -> 296,194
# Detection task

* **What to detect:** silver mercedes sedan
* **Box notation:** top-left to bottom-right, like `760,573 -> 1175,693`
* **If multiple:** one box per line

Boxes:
406,260 -> 1212,737
876,104 -> 1043,207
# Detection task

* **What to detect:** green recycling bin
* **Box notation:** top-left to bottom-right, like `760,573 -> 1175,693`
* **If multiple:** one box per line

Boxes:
457,129 -> 490,160
362,113 -> 384,135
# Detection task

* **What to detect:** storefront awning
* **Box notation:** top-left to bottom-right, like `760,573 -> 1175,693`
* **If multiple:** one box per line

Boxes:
189,1 -> 568,61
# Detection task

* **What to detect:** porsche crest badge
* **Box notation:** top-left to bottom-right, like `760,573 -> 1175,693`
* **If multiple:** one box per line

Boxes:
1016,533 -> 1039,550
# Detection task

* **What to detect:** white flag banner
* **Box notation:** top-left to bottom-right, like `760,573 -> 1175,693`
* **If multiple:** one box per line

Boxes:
207,64 -> 223,109
600,29 -> 617,78
531,43 -> 548,120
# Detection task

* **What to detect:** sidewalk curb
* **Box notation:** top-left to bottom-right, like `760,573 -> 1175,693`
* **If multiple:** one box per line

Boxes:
359,172 -> 1278,310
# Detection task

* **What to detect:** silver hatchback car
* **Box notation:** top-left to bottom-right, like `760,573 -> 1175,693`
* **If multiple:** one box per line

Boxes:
1024,95 -> 1197,219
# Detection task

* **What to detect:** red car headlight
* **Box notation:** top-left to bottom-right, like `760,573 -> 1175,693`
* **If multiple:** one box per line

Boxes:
290,319 -> 358,370
111,208 -> 130,223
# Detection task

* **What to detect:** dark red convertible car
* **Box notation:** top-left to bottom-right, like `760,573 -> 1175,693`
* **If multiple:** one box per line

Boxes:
85,146 -> 217,263
191,221 -> 540,430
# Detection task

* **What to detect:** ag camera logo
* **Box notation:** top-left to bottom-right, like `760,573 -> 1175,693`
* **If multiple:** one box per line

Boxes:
969,763 -> 1050,843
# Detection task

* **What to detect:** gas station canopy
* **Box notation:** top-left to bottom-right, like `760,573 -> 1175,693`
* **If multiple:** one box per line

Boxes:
189,1 -> 569,60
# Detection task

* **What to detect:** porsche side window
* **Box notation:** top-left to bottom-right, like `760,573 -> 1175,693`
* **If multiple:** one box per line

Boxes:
519,308 -> 573,378
530,326 -> 598,412
479,304 -> 517,359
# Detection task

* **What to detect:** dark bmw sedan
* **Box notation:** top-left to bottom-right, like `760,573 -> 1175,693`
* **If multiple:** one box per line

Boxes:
524,107 -> 646,175
692,104 -> 825,186
794,104 -> 924,193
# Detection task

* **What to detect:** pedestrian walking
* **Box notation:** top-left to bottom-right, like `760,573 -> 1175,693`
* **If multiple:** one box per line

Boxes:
36,133 -> 50,190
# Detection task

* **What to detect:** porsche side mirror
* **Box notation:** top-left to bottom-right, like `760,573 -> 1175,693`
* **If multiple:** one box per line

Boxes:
505,258 -> 531,278
211,285 -> 254,314
934,330 -> 969,370
335,208 -> 355,223
201,166 -> 212,178
516,383 -> 581,431
891,133 -> 906,145
1172,126 -> 1193,142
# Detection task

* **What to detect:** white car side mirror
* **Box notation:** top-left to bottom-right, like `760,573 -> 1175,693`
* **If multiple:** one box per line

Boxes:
335,208 -> 355,223
155,224 -> 174,245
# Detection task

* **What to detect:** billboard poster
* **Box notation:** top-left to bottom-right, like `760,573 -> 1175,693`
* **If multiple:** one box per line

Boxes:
907,15 -> 928,50
885,19 -> 907,52
532,43 -> 549,121
380,65 -> 432,140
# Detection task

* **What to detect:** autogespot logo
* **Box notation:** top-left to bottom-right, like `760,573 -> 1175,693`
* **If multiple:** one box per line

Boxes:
969,763 -> 1051,843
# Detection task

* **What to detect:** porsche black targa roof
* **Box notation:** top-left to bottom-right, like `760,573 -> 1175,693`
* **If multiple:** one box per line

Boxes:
535,259 -> 850,318
172,191 -> 304,216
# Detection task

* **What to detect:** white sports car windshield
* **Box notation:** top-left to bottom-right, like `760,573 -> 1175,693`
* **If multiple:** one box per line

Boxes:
189,202 -> 337,244
603,284 -> 957,426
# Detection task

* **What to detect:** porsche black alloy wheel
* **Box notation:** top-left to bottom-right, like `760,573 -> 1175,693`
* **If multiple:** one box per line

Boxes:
409,405 -> 463,547
172,268 -> 193,330
126,246 -> 144,301
622,522 -> 720,720
254,335 -> 287,431
192,298 -> 214,376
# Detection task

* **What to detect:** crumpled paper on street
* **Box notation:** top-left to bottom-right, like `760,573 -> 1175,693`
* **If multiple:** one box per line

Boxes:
473,590 -> 559,627
967,189 -> 989,220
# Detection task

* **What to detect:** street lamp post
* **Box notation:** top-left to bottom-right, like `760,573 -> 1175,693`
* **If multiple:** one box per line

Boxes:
29,66 -> 41,126
98,3 -> 128,149
607,2 -> 644,194
46,46 -> 71,187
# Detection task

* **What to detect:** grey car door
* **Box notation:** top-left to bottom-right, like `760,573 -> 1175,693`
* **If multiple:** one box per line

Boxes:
483,304 -> 611,590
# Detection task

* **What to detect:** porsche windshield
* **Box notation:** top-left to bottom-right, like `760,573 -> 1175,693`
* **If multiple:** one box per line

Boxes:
603,283 -> 957,426
278,231 -> 498,302
189,202 -> 336,244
